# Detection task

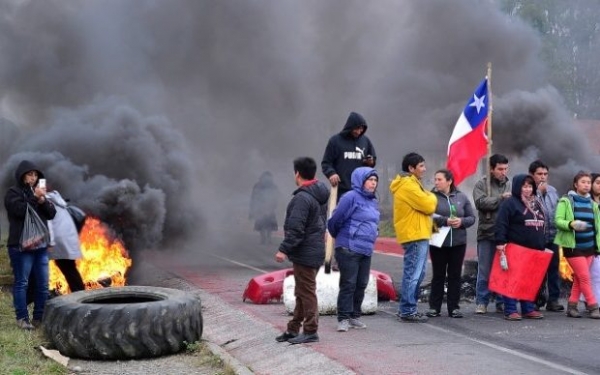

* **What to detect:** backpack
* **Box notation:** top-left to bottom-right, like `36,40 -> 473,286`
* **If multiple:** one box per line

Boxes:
66,205 -> 87,233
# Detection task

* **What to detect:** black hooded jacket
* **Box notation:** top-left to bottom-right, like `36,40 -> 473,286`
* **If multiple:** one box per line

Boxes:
4,160 -> 56,247
321,112 -> 377,195
279,180 -> 330,269
495,174 -> 546,250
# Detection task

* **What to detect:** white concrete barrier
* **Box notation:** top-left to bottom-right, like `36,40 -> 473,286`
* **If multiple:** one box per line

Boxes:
283,267 -> 378,315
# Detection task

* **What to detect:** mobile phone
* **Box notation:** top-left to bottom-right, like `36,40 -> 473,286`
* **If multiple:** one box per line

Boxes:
38,179 -> 46,189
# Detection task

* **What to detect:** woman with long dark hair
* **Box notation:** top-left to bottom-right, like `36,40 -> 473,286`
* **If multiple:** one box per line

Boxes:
426,169 -> 475,318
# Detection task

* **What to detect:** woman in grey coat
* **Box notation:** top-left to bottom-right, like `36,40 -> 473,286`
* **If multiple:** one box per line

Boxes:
426,169 -> 476,318
47,190 -> 85,292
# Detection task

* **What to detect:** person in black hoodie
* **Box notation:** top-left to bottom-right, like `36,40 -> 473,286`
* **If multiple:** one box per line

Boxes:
321,112 -> 377,200
275,157 -> 329,344
495,174 -> 546,321
4,160 -> 56,330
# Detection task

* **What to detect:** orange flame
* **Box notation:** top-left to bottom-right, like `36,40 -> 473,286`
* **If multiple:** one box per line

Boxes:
49,217 -> 133,294
558,247 -> 573,282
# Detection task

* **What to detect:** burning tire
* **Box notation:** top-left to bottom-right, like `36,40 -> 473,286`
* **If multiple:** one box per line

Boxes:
42,286 -> 203,360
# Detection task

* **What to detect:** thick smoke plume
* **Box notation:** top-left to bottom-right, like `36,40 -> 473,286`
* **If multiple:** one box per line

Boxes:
0,99 -> 200,251
0,0 -> 597,251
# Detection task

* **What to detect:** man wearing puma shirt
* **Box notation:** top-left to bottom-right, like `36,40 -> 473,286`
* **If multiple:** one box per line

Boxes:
321,112 -> 377,200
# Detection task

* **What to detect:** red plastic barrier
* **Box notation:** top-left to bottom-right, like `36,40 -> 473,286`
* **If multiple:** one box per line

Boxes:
371,270 -> 397,301
489,243 -> 552,301
242,268 -> 294,304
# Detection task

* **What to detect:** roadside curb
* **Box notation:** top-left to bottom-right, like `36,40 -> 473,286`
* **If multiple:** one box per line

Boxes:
205,342 -> 254,375
155,269 -> 353,375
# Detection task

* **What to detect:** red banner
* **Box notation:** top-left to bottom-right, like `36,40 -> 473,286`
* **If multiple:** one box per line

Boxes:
489,243 -> 552,301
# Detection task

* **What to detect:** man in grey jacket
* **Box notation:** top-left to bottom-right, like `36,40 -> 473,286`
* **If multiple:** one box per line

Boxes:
473,154 -> 511,314
529,160 -> 564,312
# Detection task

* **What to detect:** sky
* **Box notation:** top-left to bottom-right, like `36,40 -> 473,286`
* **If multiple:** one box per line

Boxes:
0,0 -> 597,252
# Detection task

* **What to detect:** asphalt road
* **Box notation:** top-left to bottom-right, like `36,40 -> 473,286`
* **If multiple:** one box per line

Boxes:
139,230 -> 600,375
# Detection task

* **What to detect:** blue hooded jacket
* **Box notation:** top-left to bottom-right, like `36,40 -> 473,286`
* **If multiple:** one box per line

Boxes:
327,167 -> 380,255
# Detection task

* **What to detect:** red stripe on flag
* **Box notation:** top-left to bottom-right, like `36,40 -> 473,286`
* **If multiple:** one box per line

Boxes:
447,118 -> 487,186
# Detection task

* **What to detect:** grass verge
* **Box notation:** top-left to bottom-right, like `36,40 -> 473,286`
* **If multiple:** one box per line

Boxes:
1,249 -> 235,375
2,247 -> 65,374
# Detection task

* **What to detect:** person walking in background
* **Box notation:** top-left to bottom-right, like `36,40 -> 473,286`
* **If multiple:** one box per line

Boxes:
390,152 -> 437,323
554,171 -> 600,319
495,174 -> 546,321
274,157 -> 329,344
473,154 -> 511,314
327,167 -> 380,332
46,190 -> 85,293
321,111 -> 377,201
4,160 -> 56,330
426,170 -> 475,319
529,160 -> 564,312
250,171 -> 279,244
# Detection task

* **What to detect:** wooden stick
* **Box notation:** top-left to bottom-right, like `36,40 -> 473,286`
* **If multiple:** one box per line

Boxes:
324,185 -> 338,274
486,62 -> 493,196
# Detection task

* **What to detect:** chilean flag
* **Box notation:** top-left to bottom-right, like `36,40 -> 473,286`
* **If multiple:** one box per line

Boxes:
447,78 -> 489,186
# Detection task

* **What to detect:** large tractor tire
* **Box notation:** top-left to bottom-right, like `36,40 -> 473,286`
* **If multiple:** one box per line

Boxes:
43,286 -> 203,360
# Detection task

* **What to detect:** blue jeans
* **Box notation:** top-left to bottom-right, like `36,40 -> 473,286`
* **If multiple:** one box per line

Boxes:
335,247 -> 371,321
399,240 -> 429,316
503,297 -> 535,315
8,246 -> 49,321
476,239 -> 499,306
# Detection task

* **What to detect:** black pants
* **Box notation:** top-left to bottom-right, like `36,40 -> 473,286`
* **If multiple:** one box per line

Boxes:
428,244 -> 467,314
54,259 -> 85,292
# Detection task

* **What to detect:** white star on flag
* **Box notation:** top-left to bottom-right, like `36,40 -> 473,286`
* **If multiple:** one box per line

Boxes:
469,94 -> 486,113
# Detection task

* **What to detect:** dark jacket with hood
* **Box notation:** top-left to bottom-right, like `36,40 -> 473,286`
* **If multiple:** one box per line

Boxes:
4,160 -> 56,248
495,174 -> 546,251
321,112 -> 377,196
327,167 -> 380,256
279,180 -> 330,268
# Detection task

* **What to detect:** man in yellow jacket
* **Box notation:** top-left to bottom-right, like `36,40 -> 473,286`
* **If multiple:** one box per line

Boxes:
390,152 -> 437,322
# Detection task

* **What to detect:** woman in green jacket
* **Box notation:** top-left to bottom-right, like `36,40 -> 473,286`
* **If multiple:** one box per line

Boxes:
554,171 -> 600,319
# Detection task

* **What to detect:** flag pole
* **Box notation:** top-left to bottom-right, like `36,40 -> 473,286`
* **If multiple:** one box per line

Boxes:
486,62 -> 493,196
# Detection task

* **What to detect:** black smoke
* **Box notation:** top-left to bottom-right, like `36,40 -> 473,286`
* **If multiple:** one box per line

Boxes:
0,0 -> 596,251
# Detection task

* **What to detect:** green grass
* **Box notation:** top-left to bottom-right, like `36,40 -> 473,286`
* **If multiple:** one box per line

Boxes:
0,245 -> 13,285
1,246 -> 65,374
187,342 -> 237,375
0,289 -> 68,375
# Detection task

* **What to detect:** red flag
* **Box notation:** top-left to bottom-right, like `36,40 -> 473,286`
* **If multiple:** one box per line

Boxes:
447,79 -> 489,186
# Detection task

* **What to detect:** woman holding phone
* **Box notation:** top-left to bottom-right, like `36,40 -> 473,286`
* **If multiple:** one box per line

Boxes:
4,160 -> 56,329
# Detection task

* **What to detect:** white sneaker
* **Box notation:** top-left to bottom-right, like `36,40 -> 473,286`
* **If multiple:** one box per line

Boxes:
337,319 -> 349,332
475,304 -> 487,314
349,318 -> 367,329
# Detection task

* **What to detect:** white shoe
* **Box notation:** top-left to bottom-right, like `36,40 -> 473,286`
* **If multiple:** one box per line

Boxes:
337,319 -> 349,332
349,318 -> 367,329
